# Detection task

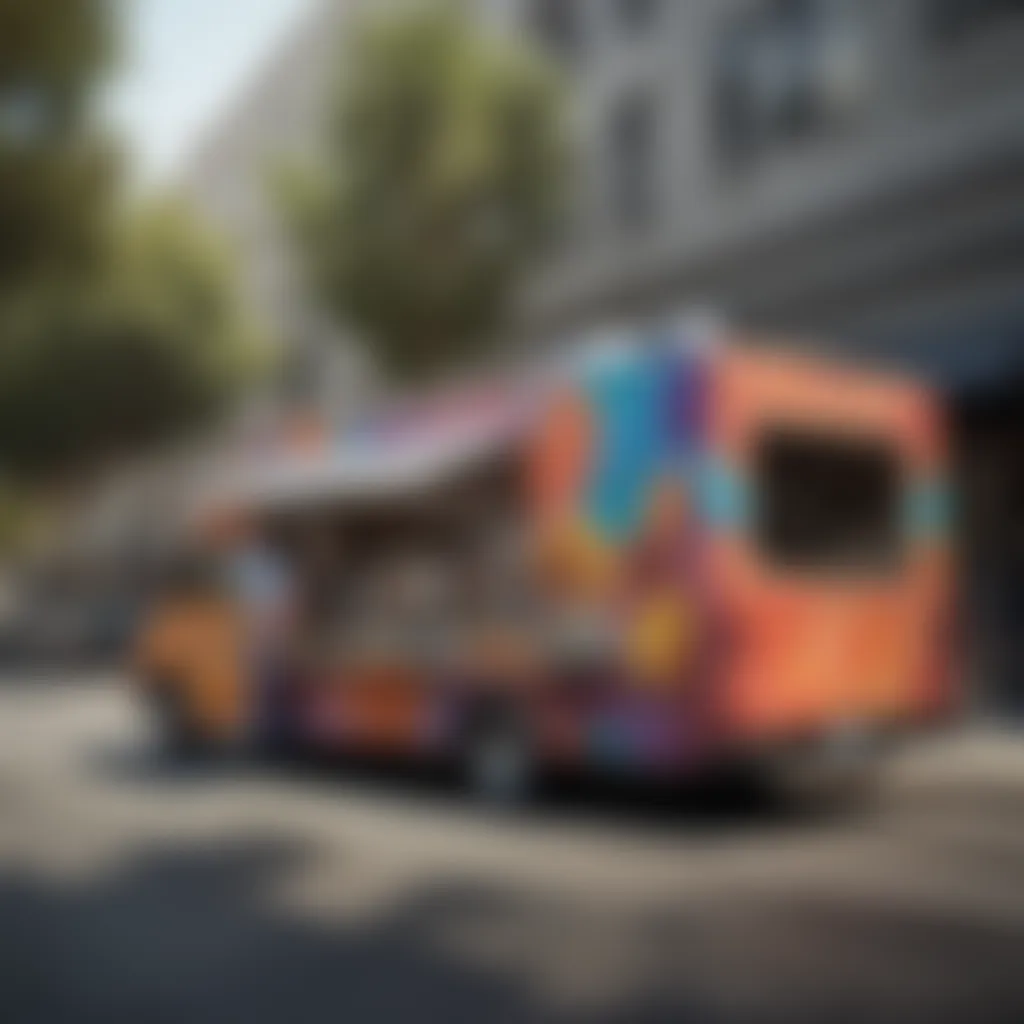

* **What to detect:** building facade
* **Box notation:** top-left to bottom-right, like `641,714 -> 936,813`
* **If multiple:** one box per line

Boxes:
513,1 -> 1024,374
181,0 -> 1024,384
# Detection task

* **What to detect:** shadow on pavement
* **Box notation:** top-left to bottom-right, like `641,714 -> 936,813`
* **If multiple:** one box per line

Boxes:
2,830 -> 1023,1024
88,738 -> 849,841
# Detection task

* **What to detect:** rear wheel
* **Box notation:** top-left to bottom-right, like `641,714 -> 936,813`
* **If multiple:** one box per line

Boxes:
759,730 -> 887,812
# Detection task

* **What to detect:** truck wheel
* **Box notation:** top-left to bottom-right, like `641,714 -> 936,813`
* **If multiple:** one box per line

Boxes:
149,683 -> 207,762
463,715 -> 535,809
760,737 -> 885,812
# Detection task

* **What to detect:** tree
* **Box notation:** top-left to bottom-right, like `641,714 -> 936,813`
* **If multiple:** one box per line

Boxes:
0,0 -> 117,299
281,1 -> 568,381
0,1 -> 259,534
0,201 -> 261,484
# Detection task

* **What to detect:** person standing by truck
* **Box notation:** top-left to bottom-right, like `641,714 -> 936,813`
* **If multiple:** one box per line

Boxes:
225,520 -> 297,750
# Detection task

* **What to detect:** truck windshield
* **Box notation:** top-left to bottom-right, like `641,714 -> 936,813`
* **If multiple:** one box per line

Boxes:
754,428 -> 904,574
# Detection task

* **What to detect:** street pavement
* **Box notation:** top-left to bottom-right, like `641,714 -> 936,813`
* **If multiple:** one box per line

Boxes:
2,675 -> 1024,1023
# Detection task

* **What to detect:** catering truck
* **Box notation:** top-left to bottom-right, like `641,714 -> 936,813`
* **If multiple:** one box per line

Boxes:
134,331 -> 956,804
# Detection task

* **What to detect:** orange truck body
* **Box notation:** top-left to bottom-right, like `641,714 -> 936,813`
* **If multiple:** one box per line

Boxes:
134,337 -> 956,774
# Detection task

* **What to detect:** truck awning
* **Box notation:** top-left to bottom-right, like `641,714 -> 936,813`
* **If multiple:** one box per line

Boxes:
210,381 -> 541,514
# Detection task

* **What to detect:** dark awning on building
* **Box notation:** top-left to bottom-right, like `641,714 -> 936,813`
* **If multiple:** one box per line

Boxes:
852,297 -> 1024,398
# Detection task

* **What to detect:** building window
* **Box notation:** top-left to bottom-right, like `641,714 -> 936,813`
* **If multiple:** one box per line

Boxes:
608,89 -> 659,230
715,0 -> 869,163
926,0 -> 1024,44
614,0 -> 661,35
529,0 -> 583,58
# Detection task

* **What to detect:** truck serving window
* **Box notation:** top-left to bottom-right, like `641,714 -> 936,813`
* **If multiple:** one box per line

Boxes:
754,428 -> 903,573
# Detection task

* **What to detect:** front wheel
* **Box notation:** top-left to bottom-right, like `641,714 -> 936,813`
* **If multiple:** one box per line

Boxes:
462,716 -> 535,809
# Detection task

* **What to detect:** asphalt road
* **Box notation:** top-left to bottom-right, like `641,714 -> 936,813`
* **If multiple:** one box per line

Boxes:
2,676 -> 1024,1024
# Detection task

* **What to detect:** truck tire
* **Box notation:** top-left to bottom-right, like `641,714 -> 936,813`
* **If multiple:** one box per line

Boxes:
148,682 -> 208,762
462,711 -> 535,808
759,732 -> 885,812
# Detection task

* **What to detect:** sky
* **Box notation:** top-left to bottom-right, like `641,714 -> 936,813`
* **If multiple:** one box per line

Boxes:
109,0 -> 317,182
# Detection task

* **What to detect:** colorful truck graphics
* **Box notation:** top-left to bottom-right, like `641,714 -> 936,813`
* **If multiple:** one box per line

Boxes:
135,334 -> 955,790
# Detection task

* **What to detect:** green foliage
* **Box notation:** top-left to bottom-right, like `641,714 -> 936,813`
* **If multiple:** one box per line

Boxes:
0,0 -> 117,296
0,202 -> 262,483
282,0 -> 568,381
0,0 -> 258,511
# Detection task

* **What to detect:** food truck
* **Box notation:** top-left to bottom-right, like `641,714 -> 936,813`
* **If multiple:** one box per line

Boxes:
134,331 -> 956,803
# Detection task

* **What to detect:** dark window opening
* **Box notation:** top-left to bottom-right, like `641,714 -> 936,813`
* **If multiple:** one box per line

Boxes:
755,429 -> 904,573
615,0 -> 661,35
608,89 -> 659,229
714,0 -> 868,164
927,0 -> 1024,43
529,0 -> 583,57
